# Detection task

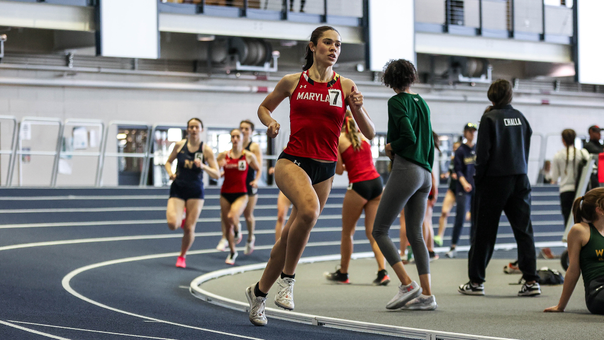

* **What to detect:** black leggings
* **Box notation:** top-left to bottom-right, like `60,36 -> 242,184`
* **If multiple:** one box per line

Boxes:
586,276 -> 604,315
559,191 -> 575,229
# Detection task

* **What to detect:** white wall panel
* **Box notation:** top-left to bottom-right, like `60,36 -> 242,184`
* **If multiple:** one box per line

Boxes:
368,0 -> 415,71
576,1 -> 604,85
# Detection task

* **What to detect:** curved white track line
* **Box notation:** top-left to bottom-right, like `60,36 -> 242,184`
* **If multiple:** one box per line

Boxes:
0,320 -> 70,340
61,249 -> 265,340
57,239 -> 373,339
3,227 -> 561,340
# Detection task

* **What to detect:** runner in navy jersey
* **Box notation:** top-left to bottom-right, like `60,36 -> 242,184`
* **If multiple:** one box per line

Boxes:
216,129 -> 260,265
165,118 -> 220,269
435,141 -> 461,246
245,26 -> 375,326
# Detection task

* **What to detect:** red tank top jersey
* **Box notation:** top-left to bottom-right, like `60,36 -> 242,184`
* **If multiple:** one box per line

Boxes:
285,70 -> 347,162
341,140 -> 380,183
221,151 -> 248,194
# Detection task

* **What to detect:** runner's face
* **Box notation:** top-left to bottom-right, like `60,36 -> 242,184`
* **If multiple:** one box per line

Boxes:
312,30 -> 341,67
187,121 -> 202,138
240,123 -> 252,139
231,131 -> 241,147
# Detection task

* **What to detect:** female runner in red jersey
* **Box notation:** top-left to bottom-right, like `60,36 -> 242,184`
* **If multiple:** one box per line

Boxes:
245,26 -> 375,326
165,118 -> 221,269
216,129 -> 259,265
324,110 -> 389,286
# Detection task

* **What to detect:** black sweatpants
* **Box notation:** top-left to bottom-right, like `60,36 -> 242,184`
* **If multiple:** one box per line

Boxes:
468,174 -> 539,284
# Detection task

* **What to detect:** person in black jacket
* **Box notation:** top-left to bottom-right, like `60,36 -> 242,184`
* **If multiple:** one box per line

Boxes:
458,79 -> 541,297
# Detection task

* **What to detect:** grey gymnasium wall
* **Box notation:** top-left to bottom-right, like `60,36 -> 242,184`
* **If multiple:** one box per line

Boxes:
1,74 -> 603,187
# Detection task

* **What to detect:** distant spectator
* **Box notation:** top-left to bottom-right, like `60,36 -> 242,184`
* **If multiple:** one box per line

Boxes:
550,129 -> 589,227
289,0 -> 306,12
538,160 -> 552,184
584,125 -> 603,190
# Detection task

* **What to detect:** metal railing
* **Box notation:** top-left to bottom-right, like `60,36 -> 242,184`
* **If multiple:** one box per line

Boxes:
97,121 -> 151,187
0,115 -> 18,187
2,115 -> 599,187
141,123 -> 187,186
8,117 -> 63,187
59,119 -> 105,187
424,0 -> 574,40
159,0 -> 363,21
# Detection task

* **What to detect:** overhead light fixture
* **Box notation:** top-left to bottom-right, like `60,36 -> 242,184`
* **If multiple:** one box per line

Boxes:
197,34 -> 215,42
116,133 -> 127,140
167,128 -> 183,142
280,40 -> 297,47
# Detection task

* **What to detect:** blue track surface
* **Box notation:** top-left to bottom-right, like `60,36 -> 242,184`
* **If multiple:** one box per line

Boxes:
0,185 -> 564,339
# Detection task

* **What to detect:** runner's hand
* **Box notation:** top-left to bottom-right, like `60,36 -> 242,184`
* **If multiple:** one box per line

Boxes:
267,121 -> 280,138
347,86 -> 363,109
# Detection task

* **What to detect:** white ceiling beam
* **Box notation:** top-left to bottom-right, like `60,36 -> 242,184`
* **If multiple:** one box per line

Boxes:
416,32 -> 572,63
0,0 -> 95,31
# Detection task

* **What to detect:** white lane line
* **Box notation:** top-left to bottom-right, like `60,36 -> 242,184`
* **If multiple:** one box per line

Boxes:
0,320 -> 70,340
0,214 -> 346,229
0,220 -> 167,229
0,204 -> 342,214
8,320 -> 178,340
0,234 -> 215,251
0,195 -> 169,201
0,226 -> 363,252
61,250 -> 266,340
0,194 -> 345,201
0,217 -> 564,230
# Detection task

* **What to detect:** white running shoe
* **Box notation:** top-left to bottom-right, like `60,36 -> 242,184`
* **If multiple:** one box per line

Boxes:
225,251 -> 238,265
518,282 -> 541,296
274,277 -> 295,310
386,281 -> 422,309
244,235 -> 255,255
216,237 -> 228,251
245,285 -> 267,326
458,281 -> 485,296
399,294 -> 438,310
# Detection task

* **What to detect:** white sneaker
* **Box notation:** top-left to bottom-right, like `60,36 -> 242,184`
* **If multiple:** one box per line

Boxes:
386,281 -> 422,309
245,285 -> 267,326
244,235 -> 255,255
399,294 -> 438,310
274,277 -> 295,310
445,249 -> 457,258
216,237 -> 227,252
225,251 -> 238,265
